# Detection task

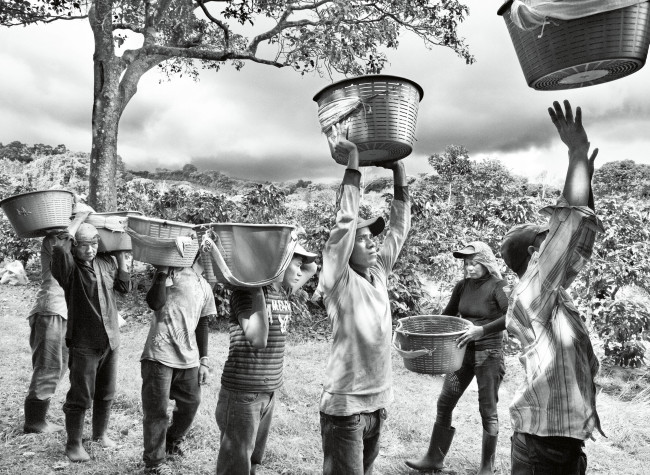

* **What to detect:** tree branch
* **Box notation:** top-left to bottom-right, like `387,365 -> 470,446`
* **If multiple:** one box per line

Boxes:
196,0 -> 230,49
143,44 -> 285,67
113,22 -> 145,34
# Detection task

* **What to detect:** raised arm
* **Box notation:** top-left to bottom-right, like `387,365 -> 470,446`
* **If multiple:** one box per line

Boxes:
112,251 -> 131,294
146,266 -> 169,311
232,287 -> 269,349
548,100 -> 598,208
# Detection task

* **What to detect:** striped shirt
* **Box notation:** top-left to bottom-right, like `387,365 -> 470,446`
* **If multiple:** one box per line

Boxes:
506,197 -> 605,440
220,286 -> 290,392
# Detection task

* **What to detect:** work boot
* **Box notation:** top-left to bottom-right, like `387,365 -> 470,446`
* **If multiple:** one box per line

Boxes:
65,410 -> 90,462
405,423 -> 456,472
477,431 -> 498,475
24,398 -> 63,433
92,401 -> 116,448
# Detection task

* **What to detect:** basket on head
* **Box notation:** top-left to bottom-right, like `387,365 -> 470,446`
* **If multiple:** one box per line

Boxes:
0,190 -> 74,238
83,211 -> 143,253
393,315 -> 471,375
127,216 -> 199,267
195,223 -> 297,288
498,0 -> 650,90
313,75 -> 424,166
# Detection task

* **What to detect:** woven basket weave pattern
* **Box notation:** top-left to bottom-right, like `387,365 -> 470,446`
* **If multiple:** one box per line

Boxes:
85,211 -> 142,253
0,190 -> 74,238
395,315 -> 470,375
128,216 -> 198,267
502,2 -> 650,90
314,76 -> 423,165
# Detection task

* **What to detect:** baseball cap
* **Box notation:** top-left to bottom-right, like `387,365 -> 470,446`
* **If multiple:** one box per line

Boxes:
453,244 -> 477,258
501,223 -> 549,275
293,242 -> 317,264
356,216 -> 385,237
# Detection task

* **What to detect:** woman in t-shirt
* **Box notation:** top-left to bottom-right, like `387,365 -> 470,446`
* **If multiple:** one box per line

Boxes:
406,241 -> 508,475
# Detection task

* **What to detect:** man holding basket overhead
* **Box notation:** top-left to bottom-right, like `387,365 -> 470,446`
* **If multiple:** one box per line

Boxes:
318,124 -> 411,474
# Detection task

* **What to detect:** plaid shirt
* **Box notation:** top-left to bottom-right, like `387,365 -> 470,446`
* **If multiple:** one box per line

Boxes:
506,197 -> 605,440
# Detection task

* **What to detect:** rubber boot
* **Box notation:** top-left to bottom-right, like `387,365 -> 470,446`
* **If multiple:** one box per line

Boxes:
477,431 -> 498,475
92,401 -> 116,448
405,423 -> 456,472
65,410 -> 90,462
24,398 -> 63,433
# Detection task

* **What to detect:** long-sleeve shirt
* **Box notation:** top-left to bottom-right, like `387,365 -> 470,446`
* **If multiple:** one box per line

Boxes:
506,196 -> 605,440
319,169 -> 411,416
442,275 -> 508,350
51,234 -> 130,350
29,234 -> 67,319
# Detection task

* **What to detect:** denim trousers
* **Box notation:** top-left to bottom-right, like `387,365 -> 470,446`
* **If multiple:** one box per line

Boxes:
141,360 -> 201,468
436,347 -> 505,435
63,346 -> 117,414
511,432 -> 587,475
26,314 -> 68,401
320,408 -> 387,475
215,387 -> 275,475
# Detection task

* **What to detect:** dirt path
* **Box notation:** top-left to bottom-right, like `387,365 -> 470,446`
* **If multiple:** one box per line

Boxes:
1,284 -> 648,474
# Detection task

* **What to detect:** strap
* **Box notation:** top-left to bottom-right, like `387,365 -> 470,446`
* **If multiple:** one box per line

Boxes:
391,326 -> 436,359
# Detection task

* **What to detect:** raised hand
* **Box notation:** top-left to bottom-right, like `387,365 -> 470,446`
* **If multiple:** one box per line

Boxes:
327,123 -> 359,169
548,100 -> 590,153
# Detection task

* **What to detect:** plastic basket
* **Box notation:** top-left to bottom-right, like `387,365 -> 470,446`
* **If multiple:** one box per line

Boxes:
0,190 -> 74,238
127,216 -> 198,267
313,75 -> 424,166
83,211 -> 143,253
498,1 -> 650,90
393,315 -> 471,375
195,223 -> 297,287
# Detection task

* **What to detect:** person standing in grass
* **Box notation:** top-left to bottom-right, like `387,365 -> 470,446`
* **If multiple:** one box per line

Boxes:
318,125 -> 411,475
501,100 -> 605,474
23,231 -> 69,434
406,241 -> 508,474
52,211 -> 131,463
214,242 -> 317,475
140,256 -> 216,475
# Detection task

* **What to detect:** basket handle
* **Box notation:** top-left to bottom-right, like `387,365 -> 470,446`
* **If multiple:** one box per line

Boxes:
392,328 -> 436,359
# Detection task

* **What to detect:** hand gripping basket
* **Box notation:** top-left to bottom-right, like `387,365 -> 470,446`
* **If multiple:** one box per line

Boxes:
498,0 -> 650,90
83,211 -> 143,253
195,223 -> 297,288
313,75 -> 424,166
0,190 -> 74,238
393,315 -> 471,375
127,216 -> 199,267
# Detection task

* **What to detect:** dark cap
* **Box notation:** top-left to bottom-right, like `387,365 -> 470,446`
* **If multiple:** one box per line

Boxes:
293,242 -> 317,264
453,244 -> 477,258
501,223 -> 549,275
357,216 -> 385,237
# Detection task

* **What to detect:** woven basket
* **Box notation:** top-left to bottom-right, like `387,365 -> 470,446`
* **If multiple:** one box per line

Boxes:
195,223 -> 296,287
127,216 -> 198,267
313,75 -> 424,166
82,211 -> 143,253
0,190 -> 74,238
498,1 -> 650,90
393,315 -> 471,375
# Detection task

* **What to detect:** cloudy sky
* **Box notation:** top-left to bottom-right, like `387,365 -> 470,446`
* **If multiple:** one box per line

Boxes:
1,1 -> 649,186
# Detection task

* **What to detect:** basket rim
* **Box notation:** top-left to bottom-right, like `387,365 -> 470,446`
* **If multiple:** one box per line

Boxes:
396,314 -> 471,337
128,215 -> 195,228
194,222 -> 296,231
0,189 -> 74,207
313,74 -> 424,102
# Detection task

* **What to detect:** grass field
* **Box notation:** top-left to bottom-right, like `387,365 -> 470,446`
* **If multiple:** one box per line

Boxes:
1,283 -> 649,475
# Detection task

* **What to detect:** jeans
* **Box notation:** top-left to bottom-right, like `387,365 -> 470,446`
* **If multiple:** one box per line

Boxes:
63,346 -> 117,415
320,408 -> 387,475
436,347 -> 505,435
215,387 -> 275,475
511,432 -> 587,475
141,360 -> 201,467
26,314 -> 68,401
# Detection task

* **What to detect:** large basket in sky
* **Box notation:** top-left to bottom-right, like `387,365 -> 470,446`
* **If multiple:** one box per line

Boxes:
313,75 -> 423,166
498,0 -> 650,90
393,315 -> 471,375
0,190 -> 73,238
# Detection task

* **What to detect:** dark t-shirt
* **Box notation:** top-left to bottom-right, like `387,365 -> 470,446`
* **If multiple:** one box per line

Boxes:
442,274 -> 509,350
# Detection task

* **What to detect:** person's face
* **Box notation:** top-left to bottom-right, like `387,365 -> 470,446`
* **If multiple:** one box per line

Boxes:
464,258 -> 487,279
282,256 -> 305,288
73,236 -> 99,262
350,227 -> 377,272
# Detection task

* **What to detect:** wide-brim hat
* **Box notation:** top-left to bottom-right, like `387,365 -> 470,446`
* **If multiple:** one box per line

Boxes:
356,216 -> 385,237
293,242 -> 317,264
